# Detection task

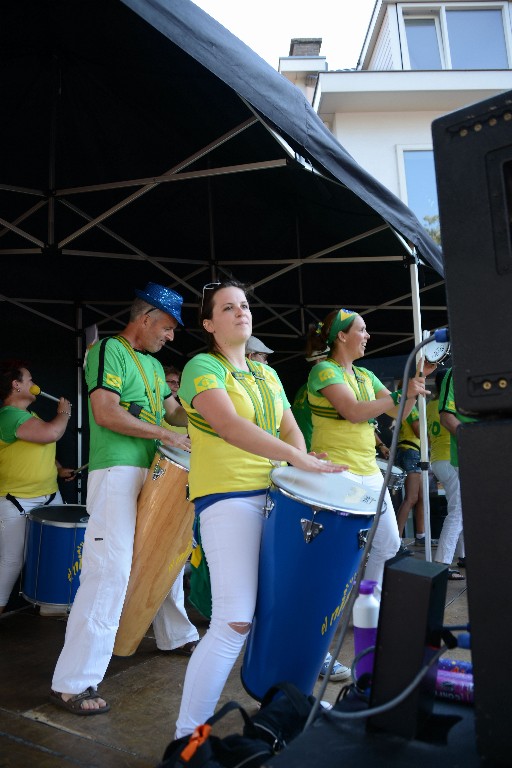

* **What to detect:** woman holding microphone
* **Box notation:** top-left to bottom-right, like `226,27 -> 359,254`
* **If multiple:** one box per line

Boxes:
306,308 -> 435,589
174,280 -> 346,737
0,359 -> 73,614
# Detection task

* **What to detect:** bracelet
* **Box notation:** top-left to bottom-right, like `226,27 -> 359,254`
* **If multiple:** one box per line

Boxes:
57,410 -> 71,417
390,390 -> 402,405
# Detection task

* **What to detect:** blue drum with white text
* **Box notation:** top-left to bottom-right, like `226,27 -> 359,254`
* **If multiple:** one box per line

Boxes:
242,467 -> 376,700
22,505 -> 89,608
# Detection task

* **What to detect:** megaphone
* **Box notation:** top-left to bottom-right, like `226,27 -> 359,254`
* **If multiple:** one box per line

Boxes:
29,384 -> 63,404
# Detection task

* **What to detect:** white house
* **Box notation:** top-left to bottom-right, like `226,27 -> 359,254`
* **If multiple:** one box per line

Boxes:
280,0 -> 512,239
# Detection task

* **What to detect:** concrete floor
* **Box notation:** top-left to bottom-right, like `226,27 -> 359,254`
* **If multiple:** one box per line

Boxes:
0,546 -> 471,768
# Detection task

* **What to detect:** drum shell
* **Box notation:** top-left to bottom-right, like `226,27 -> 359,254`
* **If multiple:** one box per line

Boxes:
22,505 -> 88,608
242,484 -> 373,701
113,447 -> 194,657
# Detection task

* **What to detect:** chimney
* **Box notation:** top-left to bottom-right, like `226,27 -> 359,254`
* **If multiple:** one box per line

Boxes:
289,38 -> 322,57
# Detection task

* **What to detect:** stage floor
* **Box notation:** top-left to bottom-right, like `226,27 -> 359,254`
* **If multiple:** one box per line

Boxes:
0,545 -> 472,768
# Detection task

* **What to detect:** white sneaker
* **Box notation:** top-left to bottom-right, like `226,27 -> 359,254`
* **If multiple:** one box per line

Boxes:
319,652 -> 351,682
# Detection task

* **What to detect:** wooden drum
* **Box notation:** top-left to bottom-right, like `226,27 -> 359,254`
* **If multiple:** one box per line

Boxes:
113,445 -> 194,656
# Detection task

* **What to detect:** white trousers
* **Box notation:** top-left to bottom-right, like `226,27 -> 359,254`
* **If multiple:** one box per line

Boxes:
0,491 -> 63,606
342,470 -> 400,590
175,494 -> 265,738
431,461 -> 465,565
52,466 -> 198,694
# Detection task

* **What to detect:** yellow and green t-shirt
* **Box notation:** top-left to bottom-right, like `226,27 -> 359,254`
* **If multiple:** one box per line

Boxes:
0,407 -> 58,497
426,397 -> 450,463
398,406 -> 420,451
307,361 -> 385,475
178,353 -> 289,499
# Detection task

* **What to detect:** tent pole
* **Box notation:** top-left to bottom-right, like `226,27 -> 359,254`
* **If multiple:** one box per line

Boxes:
76,305 -> 83,505
409,255 -> 432,562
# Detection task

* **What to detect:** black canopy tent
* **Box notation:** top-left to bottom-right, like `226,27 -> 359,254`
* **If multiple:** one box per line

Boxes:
0,0 -> 445,498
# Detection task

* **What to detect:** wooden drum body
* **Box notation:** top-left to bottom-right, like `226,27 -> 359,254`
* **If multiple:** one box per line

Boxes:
113,446 -> 194,656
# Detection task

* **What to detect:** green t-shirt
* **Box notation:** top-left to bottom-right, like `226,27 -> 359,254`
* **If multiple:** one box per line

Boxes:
0,406 -> 58,497
438,368 -> 476,467
291,382 -> 312,452
307,361 -> 385,475
178,353 -> 289,499
85,336 -> 171,471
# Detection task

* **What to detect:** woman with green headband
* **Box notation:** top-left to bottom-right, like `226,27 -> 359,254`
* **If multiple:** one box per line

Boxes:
306,308 -> 435,590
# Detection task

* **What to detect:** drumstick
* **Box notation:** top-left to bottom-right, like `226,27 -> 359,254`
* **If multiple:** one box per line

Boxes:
72,463 -> 89,475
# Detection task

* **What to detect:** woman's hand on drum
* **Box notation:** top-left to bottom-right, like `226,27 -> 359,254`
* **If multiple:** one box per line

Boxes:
161,431 -> 191,452
291,451 -> 348,473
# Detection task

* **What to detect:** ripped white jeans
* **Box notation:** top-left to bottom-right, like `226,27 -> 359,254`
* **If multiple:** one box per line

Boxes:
175,494 -> 265,738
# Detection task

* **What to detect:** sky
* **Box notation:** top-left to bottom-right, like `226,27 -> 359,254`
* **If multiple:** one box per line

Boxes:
191,0 -> 377,71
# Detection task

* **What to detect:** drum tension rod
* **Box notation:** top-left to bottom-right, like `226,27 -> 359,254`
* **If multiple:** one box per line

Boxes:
300,510 -> 323,543
152,457 -> 166,481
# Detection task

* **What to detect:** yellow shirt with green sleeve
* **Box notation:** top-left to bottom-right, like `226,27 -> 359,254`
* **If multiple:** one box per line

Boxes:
426,398 -> 450,463
178,354 -> 289,500
398,406 -> 420,451
0,407 -> 58,497
307,360 -> 385,475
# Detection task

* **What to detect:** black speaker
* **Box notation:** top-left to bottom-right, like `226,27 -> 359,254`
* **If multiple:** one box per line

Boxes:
432,90 -> 512,416
458,419 -> 512,765
368,557 -> 448,739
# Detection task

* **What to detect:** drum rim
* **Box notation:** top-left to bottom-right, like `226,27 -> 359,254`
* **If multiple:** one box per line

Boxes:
375,458 -> 404,477
156,445 -> 190,471
27,506 -> 89,526
270,482 -> 376,516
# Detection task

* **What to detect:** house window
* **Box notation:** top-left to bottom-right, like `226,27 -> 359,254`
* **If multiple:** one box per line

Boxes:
401,3 -> 510,70
404,18 -> 443,69
399,149 -> 440,242
446,9 -> 508,69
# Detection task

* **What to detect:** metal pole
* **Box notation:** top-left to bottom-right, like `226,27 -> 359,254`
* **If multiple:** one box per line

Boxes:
409,256 -> 432,561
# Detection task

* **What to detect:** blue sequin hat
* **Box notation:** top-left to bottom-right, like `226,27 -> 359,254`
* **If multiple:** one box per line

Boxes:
135,282 -> 184,326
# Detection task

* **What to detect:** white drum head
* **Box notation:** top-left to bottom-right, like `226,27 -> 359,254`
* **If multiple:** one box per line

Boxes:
270,466 -> 377,516
157,445 -> 191,471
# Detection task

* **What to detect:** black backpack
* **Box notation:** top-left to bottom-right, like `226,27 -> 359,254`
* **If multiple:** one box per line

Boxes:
157,682 -> 316,768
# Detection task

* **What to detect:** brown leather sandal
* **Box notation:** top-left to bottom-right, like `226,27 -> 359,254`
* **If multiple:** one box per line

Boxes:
49,687 -> 110,715
166,641 -> 198,657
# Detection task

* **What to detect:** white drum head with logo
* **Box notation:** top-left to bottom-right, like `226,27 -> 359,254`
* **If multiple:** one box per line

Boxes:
270,466 -> 377,516
158,445 -> 191,471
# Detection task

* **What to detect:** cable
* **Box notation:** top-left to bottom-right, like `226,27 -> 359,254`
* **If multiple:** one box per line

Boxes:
324,645 -> 446,722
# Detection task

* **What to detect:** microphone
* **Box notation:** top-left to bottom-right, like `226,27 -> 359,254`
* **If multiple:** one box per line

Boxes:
29,384 -> 63,404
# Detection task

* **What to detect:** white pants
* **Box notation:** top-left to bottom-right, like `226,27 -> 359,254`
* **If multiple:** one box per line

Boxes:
0,491 -> 63,606
52,466 -> 198,694
431,461 -> 465,565
175,494 -> 265,738
342,470 -> 400,591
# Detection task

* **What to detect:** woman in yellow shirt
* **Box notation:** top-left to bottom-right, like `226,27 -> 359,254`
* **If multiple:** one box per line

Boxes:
0,359 -> 73,613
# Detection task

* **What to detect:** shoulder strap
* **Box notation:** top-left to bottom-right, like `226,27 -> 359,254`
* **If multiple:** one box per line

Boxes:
214,353 -> 278,436
113,335 -> 162,425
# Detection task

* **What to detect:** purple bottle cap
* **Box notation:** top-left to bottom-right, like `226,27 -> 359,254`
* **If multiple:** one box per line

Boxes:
359,579 -> 378,595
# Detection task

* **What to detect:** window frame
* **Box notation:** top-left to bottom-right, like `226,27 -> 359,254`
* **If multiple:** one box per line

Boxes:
397,2 -> 512,70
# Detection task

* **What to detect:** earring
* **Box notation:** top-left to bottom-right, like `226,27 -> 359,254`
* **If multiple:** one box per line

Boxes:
15,386 -> 21,392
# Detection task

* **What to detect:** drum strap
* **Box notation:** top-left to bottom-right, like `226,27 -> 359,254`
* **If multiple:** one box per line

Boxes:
310,359 -> 377,426
113,336 -> 162,425
5,491 -> 55,514
213,354 -> 278,436
398,439 -> 420,451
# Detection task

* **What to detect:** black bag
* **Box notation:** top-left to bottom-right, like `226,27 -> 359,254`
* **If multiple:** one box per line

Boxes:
157,682 -> 316,768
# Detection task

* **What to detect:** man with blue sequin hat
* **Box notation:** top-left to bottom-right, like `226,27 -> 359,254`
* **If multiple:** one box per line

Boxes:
50,282 -> 198,716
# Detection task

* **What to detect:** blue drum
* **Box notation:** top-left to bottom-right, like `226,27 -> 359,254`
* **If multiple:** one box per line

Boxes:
242,467 -> 377,700
22,505 -> 89,608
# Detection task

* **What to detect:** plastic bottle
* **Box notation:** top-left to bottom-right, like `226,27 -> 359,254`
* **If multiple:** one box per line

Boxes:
353,579 -> 380,680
